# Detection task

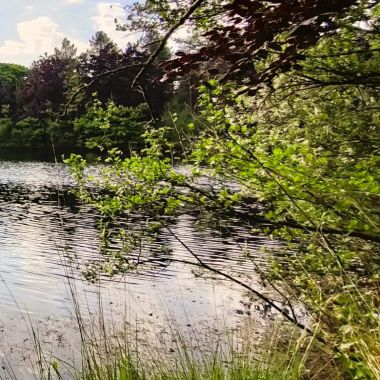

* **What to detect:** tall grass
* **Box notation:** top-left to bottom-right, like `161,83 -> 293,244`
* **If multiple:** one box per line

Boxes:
14,228 -> 376,380
20,231 -> 335,380
53,255 -> 307,380
74,318 -> 304,380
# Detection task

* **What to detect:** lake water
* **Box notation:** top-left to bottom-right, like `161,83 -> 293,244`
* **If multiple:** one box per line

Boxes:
0,160 -> 282,378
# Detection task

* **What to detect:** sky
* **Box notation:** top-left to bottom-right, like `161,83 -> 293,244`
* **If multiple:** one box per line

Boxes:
0,0 -> 136,67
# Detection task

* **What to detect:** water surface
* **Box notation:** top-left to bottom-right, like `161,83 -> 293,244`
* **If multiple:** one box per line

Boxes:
0,160 -> 281,377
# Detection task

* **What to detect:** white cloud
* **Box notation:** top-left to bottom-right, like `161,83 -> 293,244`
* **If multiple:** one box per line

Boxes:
0,16 -> 88,64
64,0 -> 85,4
92,2 -> 137,48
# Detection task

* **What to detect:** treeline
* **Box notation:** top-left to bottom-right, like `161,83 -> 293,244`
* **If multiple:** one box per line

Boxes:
0,32 -> 173,151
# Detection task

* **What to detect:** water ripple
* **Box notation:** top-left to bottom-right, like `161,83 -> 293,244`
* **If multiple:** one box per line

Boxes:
0,160 -> 282,322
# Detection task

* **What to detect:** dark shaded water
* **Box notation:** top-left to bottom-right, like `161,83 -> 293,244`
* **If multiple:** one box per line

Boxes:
0,147 -> 95,163
0,160 -> 281,377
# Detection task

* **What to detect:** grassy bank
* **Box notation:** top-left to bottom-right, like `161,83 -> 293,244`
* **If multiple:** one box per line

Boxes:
26,273 -> 378,380
31,303 -> 335,380
72,320 -> 305,380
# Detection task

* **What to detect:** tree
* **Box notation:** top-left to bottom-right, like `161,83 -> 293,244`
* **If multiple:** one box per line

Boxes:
0,63 -> 28,119
73,100 -> 147,150
12,39 -> 83,147
161,0 -> 365,92
78,31 -> 171,118
67,1 -> 380,378
54,37 -> 77,60
17,39 -> 80,119
89,31 -> 119,56
119,0 -> 362,90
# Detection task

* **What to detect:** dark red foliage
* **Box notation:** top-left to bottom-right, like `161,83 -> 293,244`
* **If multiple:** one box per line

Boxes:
162,0 -> 358,89
16,55 -> 71,119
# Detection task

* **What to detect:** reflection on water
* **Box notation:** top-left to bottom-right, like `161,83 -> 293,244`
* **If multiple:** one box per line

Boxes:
0,160 -> 281,377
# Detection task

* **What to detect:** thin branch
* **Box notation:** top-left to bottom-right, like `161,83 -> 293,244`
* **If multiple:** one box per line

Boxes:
132,0 -> 206,88
164,225 -> 327,344
231,210 -> 380,244
62,63 -> 142,117
309,47 -> 380,59
137,84 -> 156,123
62,0 -> 206,117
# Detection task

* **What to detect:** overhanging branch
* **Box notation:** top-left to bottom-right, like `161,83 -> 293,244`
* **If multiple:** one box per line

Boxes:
132,0 -> 206,88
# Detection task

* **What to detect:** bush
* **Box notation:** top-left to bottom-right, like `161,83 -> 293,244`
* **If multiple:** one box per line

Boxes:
12,117 -> 46,146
